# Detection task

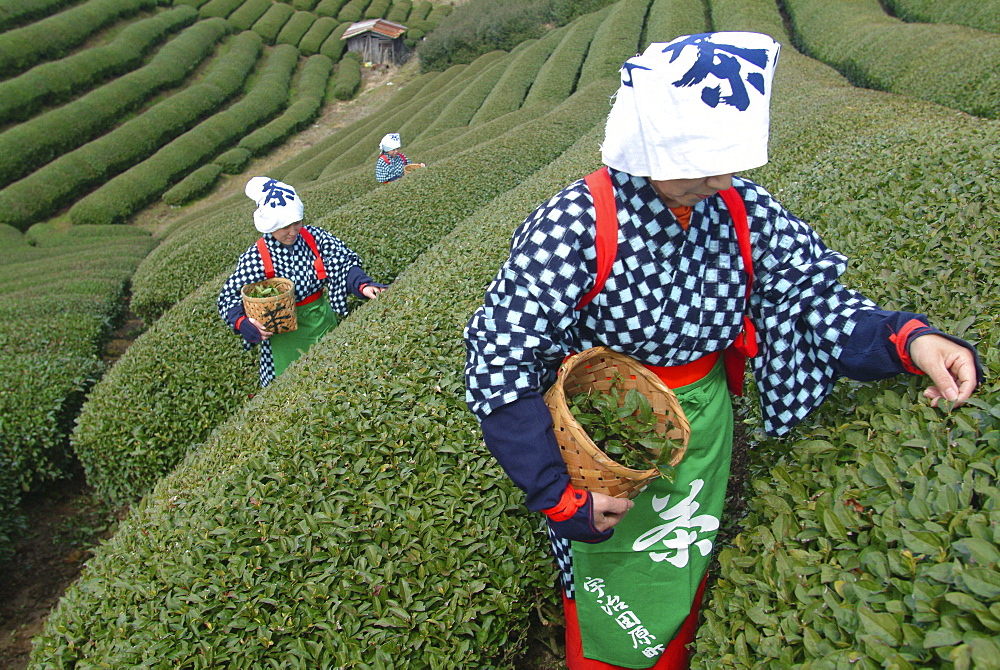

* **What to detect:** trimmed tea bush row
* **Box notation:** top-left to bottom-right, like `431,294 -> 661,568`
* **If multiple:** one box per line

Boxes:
69,39 -> 298,226
468,29 -> 565,125
226,0 -> 269,29
365,0 -> 391,19
0,5 -> 198,126
416,51 -> 513,137
575,0 -> 650,88
318,19 -> 350,60
298,15 -> 339,53
337,0 -> 371,23
331,50 -> 363,100
386,0 -> 410,23
641,0 -> 709,45
783,0 -> 1000,119
884,0 -> 1000,33
0,226 -> 156,561
314,0 -> 350,18
276,9 -> 316,46
162,163 -> 225,206
251,2 -> 296,43
198,0 -> 244,18
0,0 -> 170,79
521,5 -> 609,107
237,53 -> 335,155
73,76 -> 621,506
0,17 -> 231,197
0,22 -> 252,231
0,0 -> 79,32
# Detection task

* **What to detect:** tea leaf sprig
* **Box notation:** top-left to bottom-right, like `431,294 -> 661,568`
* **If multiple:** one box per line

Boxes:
568,373 -> 678,480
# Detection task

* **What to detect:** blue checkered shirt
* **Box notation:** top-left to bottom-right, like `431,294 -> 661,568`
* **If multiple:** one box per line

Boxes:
375,153 -> 407,183
464,169 -> 878,437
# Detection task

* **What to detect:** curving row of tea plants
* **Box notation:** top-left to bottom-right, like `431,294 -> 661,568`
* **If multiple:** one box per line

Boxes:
4,0 -> 999,666
0,0 -> 452,231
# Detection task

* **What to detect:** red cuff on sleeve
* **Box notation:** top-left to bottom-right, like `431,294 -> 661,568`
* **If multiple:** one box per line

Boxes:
888,318 -> 930,375
235,315 -> 247,333
541,484 -> 587,522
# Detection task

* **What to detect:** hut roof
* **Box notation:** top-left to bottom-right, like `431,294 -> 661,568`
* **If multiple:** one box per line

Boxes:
341,18 -> 408,40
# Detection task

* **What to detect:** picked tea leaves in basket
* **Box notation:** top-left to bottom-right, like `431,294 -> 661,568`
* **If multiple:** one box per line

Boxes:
544,347 -> 691,499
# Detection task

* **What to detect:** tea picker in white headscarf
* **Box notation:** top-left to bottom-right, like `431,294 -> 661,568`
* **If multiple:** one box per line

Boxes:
218,177 -> 389,386
374,132 -> 424,183
464,32 -> 981,669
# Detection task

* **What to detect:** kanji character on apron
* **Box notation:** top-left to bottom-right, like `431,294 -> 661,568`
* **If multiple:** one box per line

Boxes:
218,177 -> 389,386
464,32 -> 981,670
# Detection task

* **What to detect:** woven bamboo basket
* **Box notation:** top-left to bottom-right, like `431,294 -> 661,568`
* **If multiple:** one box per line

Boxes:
241,277 -> 297,334
543,347 -> 691,499
403,163 -> 423,175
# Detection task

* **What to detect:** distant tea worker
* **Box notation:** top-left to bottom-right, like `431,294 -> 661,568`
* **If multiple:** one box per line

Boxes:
375,132 -> 424,183
218,177 -> 388,386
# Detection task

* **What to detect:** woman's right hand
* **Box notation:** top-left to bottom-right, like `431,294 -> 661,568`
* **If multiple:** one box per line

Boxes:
249,318 -> 273,341
590,492 -> 634,532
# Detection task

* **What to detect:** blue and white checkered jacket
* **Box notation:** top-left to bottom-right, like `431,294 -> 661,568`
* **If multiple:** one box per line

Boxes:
464,168 -> 879,437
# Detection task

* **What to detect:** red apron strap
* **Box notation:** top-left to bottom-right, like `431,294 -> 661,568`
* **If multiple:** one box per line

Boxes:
717,187 -> 758,396
256,237 -> 274,279
381,154 -> 390,164
576,167 -> 618,310
298,227 -> 328,281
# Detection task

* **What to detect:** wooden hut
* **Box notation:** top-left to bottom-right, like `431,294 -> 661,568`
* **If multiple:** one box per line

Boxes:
341,18 -> 409,66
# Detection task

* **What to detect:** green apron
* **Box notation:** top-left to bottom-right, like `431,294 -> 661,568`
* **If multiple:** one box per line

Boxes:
572,360 -> 733,668
269,295 -> 339,379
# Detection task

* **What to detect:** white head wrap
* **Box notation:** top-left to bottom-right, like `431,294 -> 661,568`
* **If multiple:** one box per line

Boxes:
379,132 -> 401,152
601,32 -> 781,180
245,176 -> 304,234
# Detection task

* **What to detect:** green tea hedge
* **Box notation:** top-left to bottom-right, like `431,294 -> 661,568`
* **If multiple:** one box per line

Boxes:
783,0 -> 1000,119
0,0 -> 79,33
162,163 -> 224,206
298,15 -> 339,53
226,0 -> 270,30
0,0 -> 170,79
237,54 -> 334,156
69,38 -> 304,227
884,0 -> 1000,33
331,50 -> 363,100
252,1 -> 295,44
314,0 -> 349,18
275,10 -> 316,46
199,0 -> 243,19
318,20 -> 350,60
468,30 -> 564,125
0,225 -> 155,560
575,0 -> 650,88
521,6 -> 608,107
0,16 -> 231,195
0,21 -> 249,231
0,5 -> 197,126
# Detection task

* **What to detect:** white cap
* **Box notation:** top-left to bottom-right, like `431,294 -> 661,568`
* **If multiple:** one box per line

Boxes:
379,132 -> 401,152
601,32 -> 781,180
245,176 -> 303,234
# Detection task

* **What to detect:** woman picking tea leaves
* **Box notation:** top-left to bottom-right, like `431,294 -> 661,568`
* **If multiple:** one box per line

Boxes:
463,32 -> 981,669
218,177 -> 388,386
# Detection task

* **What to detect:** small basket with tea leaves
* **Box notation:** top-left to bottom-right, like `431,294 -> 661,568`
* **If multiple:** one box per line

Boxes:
241,277 -> 297,334
543,347 -> 691,499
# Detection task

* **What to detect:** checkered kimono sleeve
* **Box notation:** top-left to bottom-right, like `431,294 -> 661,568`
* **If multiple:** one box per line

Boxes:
464,180 -> 597,418
740,181 -> 877,434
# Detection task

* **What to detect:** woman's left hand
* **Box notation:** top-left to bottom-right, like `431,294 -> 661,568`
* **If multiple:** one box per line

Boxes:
362,285 -> 386,299
909,334 -> 979,407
